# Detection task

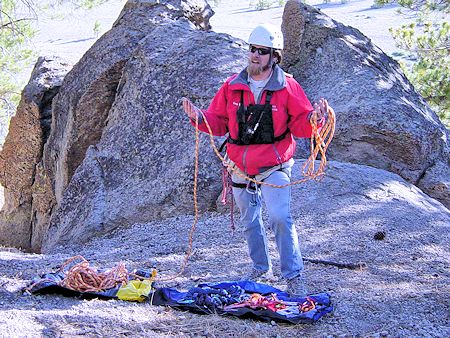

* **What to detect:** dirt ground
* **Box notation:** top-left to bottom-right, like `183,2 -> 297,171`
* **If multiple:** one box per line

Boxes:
1,210 -> 448,337
1,160 -> 449,337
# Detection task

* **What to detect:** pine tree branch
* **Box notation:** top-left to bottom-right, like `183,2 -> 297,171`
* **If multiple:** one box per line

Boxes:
0,18 -> 31,29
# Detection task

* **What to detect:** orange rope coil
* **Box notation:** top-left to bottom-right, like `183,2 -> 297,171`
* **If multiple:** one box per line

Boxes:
58,255 -> 129,292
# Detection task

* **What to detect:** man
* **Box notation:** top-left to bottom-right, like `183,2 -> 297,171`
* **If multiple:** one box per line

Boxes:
182,24 -> 329,297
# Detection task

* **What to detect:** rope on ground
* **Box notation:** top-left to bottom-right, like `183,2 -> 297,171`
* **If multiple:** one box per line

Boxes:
58,256 -> 159,292
58,255 -> 128,292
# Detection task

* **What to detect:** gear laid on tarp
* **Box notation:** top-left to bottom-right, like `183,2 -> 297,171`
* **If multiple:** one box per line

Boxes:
25,256 -> 157,301
151,281 -> 333,324
25,257 -> 332,324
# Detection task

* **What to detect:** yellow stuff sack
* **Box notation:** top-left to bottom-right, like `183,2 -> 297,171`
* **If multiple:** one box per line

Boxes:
117,279 -> 153,302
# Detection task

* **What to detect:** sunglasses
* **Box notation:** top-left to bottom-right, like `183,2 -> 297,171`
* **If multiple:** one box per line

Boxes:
249,45 -> 272,55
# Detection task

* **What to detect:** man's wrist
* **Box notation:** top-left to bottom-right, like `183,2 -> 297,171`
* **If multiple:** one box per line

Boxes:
189,111 -> 203,124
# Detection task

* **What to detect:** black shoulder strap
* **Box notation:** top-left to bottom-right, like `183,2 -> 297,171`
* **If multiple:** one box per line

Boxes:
218,137 -> 228,152
265,90 -> 273,105
274,129 -> 290,142
237,90 -> 246,123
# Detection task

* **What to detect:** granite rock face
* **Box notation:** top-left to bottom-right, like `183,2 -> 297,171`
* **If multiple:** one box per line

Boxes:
282,0 -> 449,208
0,0 -> 216,252
35,0 -> 215,252
39,8 -> 243,251
0,57 -> 71,250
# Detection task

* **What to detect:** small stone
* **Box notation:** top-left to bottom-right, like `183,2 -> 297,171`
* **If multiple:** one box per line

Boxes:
380,331 -> 389,337
374,231 -> 386,240
270,320 -> 276,326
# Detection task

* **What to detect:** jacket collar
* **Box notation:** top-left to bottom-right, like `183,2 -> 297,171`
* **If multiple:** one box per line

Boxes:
230,64 -> 286,91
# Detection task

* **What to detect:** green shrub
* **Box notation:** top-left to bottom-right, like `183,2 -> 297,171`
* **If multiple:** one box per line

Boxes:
0,0 -> 36,143
255,0 -> 273,10
93,20 -> 102,37
0,0 -> 113,144
375,0 -> 450,127
79,0 -> 108,10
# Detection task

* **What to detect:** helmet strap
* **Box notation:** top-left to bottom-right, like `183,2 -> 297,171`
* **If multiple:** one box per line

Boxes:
263,48 -> 275,71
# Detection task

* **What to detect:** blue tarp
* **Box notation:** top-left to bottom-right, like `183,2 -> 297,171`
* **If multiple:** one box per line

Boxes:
28,274 -> 332,324
151,281 -> 333,324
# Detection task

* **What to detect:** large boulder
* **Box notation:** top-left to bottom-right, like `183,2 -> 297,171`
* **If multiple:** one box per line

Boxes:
44,0 -> 213,206
40,18 -> 244,251
0,57 -> 71,250
32,0 -> 214,252
282,0 -> 449,208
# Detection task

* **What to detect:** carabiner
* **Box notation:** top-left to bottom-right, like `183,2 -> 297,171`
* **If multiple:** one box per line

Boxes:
246,180 -> 259,195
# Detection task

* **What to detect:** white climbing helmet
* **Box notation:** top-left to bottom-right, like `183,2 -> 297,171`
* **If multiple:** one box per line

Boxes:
248,24 -> 284,50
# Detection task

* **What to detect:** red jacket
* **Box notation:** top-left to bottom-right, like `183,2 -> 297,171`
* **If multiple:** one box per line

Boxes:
195,65 -> 313,175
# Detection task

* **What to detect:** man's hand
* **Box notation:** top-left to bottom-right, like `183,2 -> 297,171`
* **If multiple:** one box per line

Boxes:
312,98 -> 329,122
181,97 -> 200,120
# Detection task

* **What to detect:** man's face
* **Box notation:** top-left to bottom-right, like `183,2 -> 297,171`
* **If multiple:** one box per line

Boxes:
247,45 -> 272,77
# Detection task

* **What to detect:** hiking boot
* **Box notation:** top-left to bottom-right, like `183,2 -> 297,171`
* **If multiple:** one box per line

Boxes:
286,274 -> 308,297
241,268 -> 273,282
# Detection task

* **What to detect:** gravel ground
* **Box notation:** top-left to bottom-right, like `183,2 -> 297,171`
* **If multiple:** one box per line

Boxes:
1,162 -> 449,337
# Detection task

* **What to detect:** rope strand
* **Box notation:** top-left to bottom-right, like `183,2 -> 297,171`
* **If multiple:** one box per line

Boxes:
156,106 -> 336,282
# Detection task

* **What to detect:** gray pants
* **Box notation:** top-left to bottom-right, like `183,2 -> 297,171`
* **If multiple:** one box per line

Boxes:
232,165 -> 304,279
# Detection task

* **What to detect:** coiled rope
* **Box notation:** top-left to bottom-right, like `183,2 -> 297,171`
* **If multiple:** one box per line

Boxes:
58,255 -> 128,292
55,255 -> 156,293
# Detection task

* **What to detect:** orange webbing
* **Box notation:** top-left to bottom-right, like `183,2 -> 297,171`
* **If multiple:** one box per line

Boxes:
58,255 -> 129,292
